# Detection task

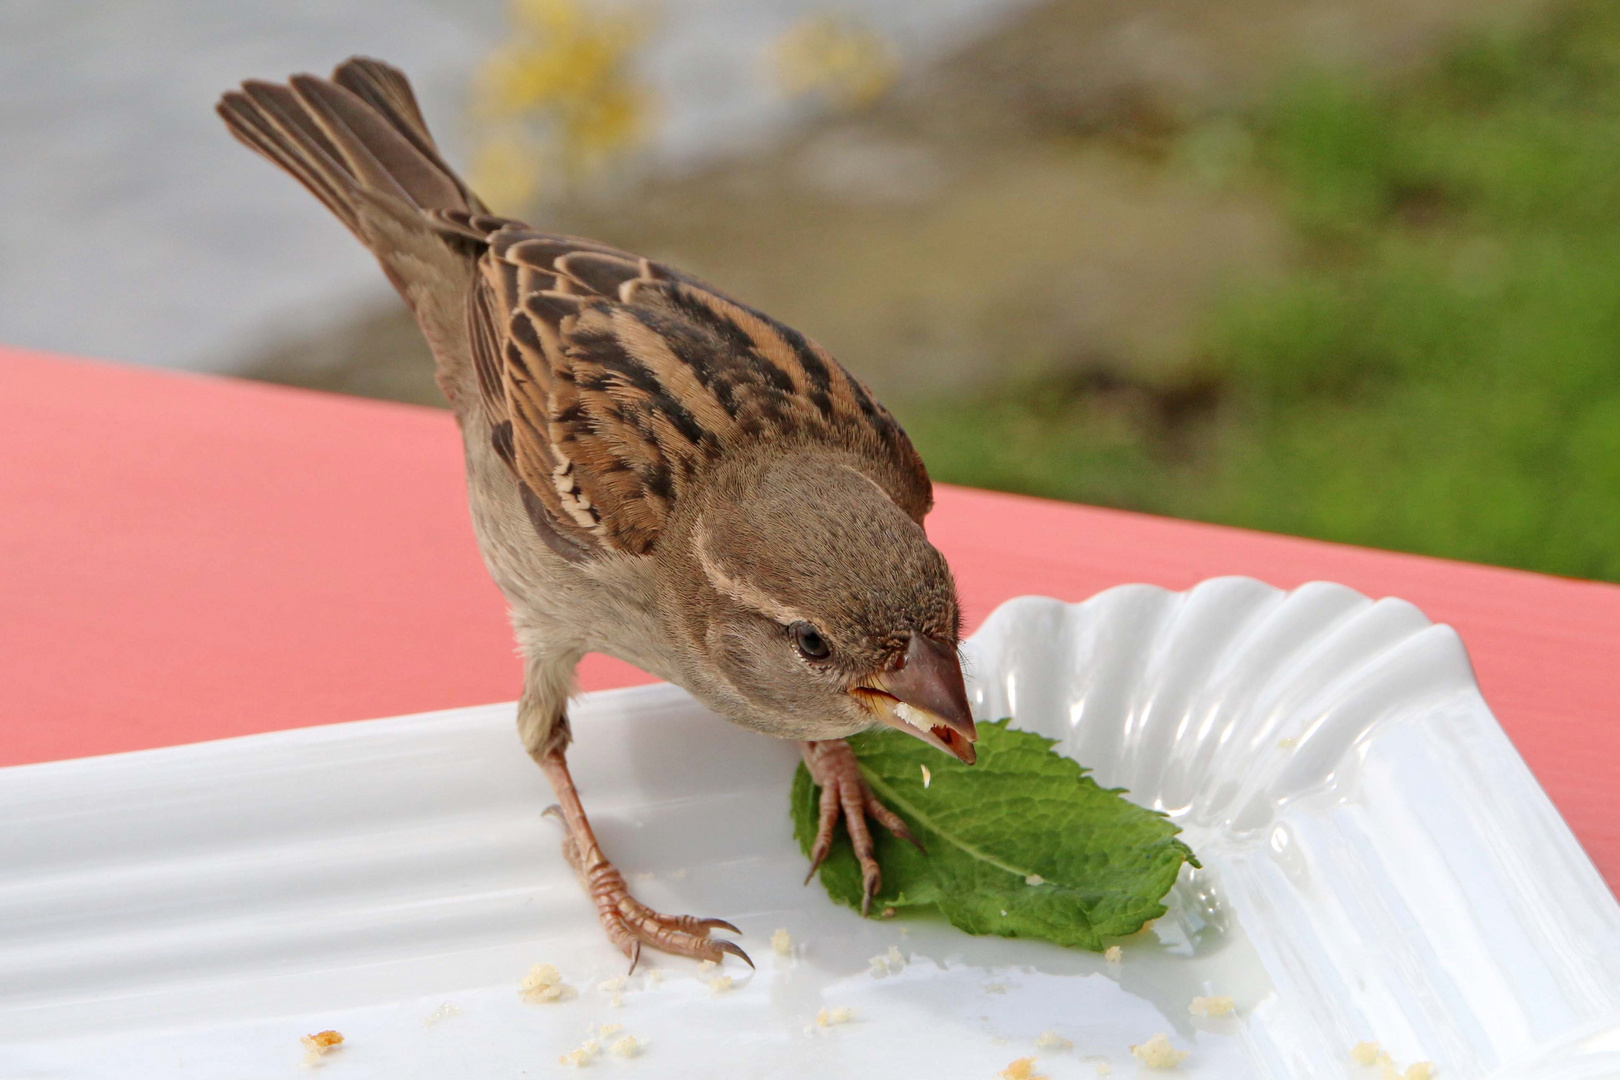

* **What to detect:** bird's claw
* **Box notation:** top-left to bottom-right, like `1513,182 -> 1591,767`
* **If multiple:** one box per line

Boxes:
799,739 -> 923,916
573,857 -> 751,969
715,938 -> 755,969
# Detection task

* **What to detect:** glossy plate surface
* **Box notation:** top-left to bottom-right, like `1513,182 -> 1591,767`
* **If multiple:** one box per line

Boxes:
4,577 -> 1619,1078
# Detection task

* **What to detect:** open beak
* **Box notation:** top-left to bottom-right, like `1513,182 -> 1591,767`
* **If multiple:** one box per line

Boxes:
851,633 -> 978,764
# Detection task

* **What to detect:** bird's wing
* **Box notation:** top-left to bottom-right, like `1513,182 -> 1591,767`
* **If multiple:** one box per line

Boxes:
436,214 -> 932,560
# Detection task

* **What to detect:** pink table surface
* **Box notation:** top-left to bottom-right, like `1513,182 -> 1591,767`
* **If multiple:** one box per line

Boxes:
4,346 -> 1617,890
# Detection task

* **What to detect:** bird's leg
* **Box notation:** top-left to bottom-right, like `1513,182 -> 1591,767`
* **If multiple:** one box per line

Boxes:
516,649 -> 747,970
800,738 -> 924,915
531,744 -> 750,971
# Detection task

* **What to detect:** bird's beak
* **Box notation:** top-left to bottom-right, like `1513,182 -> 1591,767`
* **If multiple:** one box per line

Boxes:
851,634 -> 978,764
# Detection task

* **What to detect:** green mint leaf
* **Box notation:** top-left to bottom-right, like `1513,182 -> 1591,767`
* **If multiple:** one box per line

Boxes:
791,719 -> 1198,950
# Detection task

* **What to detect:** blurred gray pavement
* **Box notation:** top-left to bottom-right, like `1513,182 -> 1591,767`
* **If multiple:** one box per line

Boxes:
0,0 -> 1029,374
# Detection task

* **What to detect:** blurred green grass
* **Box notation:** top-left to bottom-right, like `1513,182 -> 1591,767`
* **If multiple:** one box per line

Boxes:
897,0 -> 1620,583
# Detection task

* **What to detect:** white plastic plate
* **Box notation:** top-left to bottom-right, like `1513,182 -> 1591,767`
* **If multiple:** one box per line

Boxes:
4,578 -> 1619,1078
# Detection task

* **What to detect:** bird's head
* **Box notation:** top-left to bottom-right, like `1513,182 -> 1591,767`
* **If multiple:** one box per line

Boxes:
658,449 -> 977,763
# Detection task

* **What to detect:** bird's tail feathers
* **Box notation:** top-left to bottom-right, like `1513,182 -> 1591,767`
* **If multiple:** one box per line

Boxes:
217,57 -> 486,249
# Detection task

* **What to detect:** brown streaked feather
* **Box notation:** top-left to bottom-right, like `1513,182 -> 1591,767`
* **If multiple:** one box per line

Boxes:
283,75 -> 427,207
455,219 -> 933,558
554,252 -> 642,299
330,57 -> 488,216
466,275 -> 509,432
220,84 -> 363,233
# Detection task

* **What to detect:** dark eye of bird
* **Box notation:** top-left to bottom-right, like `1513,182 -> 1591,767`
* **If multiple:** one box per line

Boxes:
791,622 -> 831,661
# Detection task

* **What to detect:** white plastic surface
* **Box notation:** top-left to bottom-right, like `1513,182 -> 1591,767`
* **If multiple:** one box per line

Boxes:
4,578 -> 1619,1078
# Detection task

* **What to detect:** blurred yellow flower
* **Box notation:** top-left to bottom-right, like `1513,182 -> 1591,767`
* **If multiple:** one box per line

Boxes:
470,0 -> 650,209
469,128 -> 545,214
769,14 -> 897,111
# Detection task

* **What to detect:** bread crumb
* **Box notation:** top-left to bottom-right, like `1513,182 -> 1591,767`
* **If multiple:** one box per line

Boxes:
997,1056 -> 1046,1080
300,1030 -> 343,1067
558,1037 -> 600,1067
1095,1064 -> 1112,1076
1104,945 -> 1123,964
609,993 -> 625,1007
870,944 -> 906,977
598,975 -> 627,993
1351,1041 -> 1384,1066
983,982 -> 1009,994
597,1023 -> 622,1037
1035,1031 -> 1072,1051
423,1002 -> 461,1026
645,968 -> 664,987
881,906 -> 897,918
698,959 -> 718,972
669,868 -> 687,879
771,928 -> 792,956
1277,737 -> 1299,749
921,764 -> 932,788
708,975 -> 734,994
1025,873 -> 1045,886
816,1006 -> 855,1026
633,870 -> 655,883
1130,1033 -> 1189,1069
1404,1065 -> 1434,1080
610,1034 -> 641,1058
520,963 -> 577,1003
1189,995 -> 1235,1017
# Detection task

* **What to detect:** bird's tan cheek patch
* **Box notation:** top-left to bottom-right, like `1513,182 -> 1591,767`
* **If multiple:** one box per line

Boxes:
702,623 -> 773,699
709,625 -> 780,690
706,623 -> 834,716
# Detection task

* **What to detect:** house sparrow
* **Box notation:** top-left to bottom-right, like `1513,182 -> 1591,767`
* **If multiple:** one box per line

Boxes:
217,57 -> 976,968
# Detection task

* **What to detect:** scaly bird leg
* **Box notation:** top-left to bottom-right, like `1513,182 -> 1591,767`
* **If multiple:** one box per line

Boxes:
534,747 -> 751,971
800,739 -> 924,915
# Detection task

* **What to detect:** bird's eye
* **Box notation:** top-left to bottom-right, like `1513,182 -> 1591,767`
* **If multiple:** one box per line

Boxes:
791,622 -> 831,661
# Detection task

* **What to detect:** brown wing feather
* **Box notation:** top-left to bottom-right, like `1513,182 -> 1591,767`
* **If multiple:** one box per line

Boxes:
466,274 -> 509,434
456,222 -> 931,559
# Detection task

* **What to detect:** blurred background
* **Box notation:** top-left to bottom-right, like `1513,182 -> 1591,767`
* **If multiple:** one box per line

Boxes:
5,0 -> 1618,583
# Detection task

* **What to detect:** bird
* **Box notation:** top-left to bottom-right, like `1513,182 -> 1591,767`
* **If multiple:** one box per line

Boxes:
216,57 -> 977,970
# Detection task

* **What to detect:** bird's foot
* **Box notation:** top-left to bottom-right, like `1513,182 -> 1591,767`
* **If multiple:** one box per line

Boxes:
800,738 -> 924,915
552,820 -> 751,972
